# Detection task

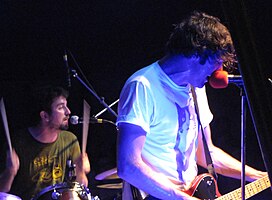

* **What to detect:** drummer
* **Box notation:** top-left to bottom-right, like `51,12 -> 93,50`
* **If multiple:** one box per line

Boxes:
0,85 -> 91,199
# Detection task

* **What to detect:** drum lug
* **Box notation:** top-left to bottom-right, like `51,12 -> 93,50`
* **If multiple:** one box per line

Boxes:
51,189 -> 61,200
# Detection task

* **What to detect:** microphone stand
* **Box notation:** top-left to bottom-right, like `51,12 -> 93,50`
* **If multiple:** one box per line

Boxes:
71,69 -> 118,118
229,76 -> 246,200
240,84 -> 246,200
66,50 -> 118,118
94,99 -> 119,118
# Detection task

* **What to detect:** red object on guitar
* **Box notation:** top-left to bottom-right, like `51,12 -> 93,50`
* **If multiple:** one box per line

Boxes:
184,173 -> 221,199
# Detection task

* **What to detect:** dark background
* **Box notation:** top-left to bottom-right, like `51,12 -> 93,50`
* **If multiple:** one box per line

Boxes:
0,0 -> 271,199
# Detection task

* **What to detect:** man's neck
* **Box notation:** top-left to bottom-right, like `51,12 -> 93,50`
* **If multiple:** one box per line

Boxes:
28,125 -> 59,143
158,54 -> 194,86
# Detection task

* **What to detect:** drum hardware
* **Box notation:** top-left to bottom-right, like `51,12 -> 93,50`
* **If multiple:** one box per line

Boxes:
65,157 -> 76,182
51,188 -> 61,199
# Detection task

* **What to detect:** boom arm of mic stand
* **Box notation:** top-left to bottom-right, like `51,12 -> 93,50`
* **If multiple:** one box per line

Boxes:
95,99 -> 119,118
71,69 -> 118,118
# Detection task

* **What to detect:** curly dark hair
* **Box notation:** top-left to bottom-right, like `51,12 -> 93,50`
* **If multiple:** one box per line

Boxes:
166,11 -> 237,70
29,85 -> 69,126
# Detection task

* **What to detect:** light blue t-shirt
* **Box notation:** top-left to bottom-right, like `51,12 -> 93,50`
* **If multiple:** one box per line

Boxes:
117,61 -> 213,187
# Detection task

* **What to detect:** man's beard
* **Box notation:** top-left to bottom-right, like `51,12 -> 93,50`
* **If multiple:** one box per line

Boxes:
60,123 -> 69,130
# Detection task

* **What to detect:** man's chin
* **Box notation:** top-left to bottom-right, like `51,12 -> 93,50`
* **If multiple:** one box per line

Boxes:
60,124 -> 69,130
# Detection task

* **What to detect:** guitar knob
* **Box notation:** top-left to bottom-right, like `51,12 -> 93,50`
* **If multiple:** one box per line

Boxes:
207,180 -> 213,186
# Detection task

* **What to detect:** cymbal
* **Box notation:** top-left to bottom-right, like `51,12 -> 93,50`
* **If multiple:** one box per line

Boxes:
0,192 -> 21,199
96,183 -> 122,189
95,167 -> 119,180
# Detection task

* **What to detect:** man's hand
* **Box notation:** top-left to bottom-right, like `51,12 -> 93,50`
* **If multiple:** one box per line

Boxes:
6,149 -> 20,176
0,149 -> 19,192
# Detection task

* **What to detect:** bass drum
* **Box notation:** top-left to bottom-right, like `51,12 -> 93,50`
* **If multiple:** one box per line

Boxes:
32,182 -> 99,200
0,192 -> 22,200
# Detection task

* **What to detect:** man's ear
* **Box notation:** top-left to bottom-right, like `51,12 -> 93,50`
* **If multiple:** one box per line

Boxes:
40,111 -> 49,122
191,54 -> 203,64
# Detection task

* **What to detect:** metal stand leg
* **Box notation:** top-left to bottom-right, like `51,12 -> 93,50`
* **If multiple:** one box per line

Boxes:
240,88 -> 246,200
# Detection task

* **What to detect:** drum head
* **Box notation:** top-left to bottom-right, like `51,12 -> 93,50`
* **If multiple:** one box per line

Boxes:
32,182 -> 92,200
0,192 -> 21,200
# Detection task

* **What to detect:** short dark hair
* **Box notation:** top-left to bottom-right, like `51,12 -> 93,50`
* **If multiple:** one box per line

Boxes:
166,11 -> 236,70
30,85 -> 69,125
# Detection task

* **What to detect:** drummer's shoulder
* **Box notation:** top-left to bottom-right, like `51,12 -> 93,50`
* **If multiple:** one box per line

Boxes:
59,130 -> 78,141
10,128 -> 32,144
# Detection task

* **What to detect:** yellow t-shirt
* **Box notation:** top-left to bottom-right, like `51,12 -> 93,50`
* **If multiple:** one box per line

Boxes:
10,129 -> 81,199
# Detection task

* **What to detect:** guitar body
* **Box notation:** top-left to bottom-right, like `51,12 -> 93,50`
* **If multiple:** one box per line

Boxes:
184,173 -> 221,199
145,173 -> 221,200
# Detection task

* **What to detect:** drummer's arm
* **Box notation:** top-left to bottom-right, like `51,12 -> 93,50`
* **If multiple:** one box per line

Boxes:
0,169 -> 16,192
75,152 -> 90,187
0,149 -> 19,192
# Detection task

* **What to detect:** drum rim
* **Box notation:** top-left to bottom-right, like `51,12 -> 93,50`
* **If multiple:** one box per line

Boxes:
32,182 -> 82,199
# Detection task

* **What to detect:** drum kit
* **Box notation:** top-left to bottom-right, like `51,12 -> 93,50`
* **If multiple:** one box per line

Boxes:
31,182 -> 98,200
30,168 -> 121,200
0,168 -> 121,200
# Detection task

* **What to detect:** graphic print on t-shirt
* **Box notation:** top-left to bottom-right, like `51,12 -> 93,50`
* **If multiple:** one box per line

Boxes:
31,154 -> 63,185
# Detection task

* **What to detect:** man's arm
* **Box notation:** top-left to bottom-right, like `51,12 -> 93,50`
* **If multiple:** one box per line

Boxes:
196,125 -> 266,181
75,152 -> 90,187
0,149 -> 19,192
117,122 -> 199,200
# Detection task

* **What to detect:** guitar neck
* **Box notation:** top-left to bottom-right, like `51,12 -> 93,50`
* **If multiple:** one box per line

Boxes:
217,175 -> 270,200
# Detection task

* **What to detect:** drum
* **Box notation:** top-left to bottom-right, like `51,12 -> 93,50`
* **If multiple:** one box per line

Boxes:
32,182 -> 95,200
0,192 -> 21,200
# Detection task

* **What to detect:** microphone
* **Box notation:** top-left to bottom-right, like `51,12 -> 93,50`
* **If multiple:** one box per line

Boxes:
209,69 -> 244,88
63,50 -> 71,87
208,70 -> 229,88
70,115 -> 107,125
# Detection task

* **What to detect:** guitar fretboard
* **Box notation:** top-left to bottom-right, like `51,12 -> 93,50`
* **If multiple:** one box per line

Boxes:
217,175 -> 270,200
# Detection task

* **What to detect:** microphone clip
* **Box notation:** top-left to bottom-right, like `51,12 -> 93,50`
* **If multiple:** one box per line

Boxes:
70,115 -> 116,126
228,75 -> 244,86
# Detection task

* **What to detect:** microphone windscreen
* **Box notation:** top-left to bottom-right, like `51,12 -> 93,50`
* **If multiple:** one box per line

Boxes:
209,70 -> 229,89
70,115 -> 79,125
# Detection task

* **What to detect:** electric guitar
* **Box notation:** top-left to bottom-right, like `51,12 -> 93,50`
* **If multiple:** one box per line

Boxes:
145,173 -> 270,200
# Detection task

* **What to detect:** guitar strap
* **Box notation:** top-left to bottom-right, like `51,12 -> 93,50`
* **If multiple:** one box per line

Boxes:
191,85 -> 218,180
